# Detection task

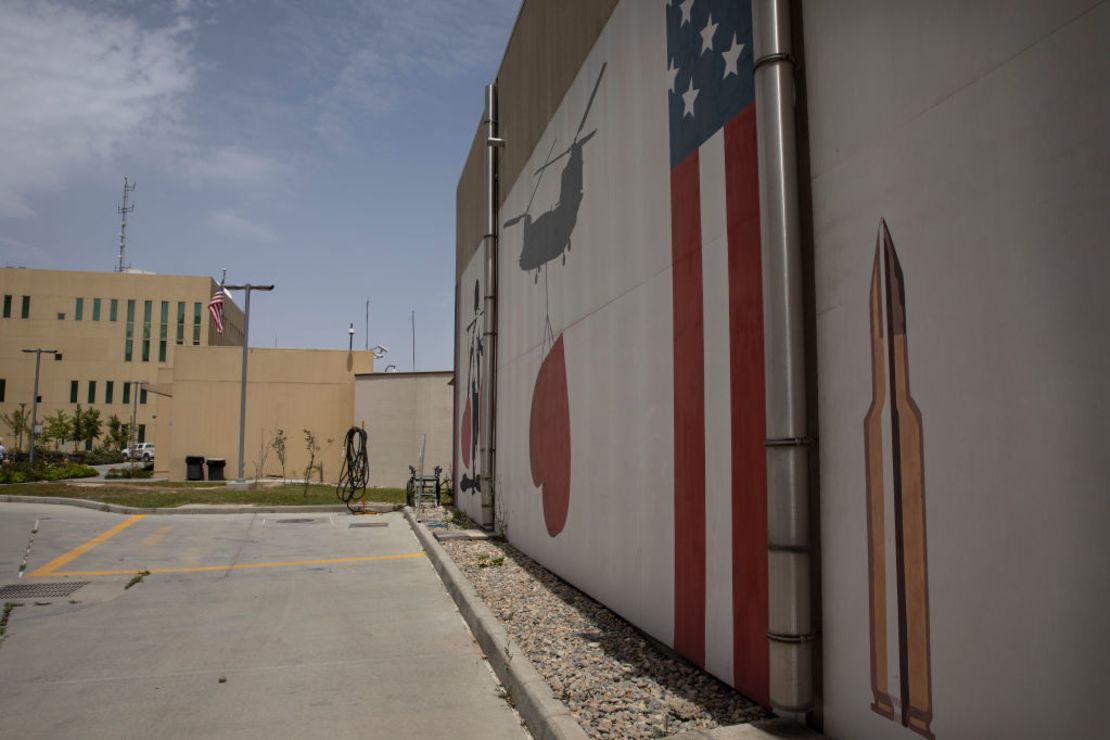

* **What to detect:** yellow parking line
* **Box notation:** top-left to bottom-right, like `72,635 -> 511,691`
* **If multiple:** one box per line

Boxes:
45,551 -> 426,577
142,526 -> 173,547
28,514 -> 145,577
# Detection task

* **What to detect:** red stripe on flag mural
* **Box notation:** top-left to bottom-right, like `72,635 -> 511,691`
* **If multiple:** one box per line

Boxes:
671,149 -> 706,666
725,104 -> 770,707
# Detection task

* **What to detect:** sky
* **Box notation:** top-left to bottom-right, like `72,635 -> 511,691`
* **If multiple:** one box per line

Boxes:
0,0 -> 521,371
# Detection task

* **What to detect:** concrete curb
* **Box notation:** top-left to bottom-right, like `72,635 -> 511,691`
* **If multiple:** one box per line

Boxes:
0,495 -> 401,516
404,509 -> 827,740
404,507 -> 589,740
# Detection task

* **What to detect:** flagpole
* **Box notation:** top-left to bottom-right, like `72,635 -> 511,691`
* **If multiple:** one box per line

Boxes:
223,282 -> 274,483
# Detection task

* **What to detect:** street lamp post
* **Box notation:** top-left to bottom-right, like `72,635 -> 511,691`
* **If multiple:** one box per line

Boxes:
223,283 -> 274,483
348,323 -> 355,352
21,348 -> 57,466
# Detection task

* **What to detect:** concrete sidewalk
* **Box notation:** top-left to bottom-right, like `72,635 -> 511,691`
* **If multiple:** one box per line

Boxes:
0,503 -> 526,739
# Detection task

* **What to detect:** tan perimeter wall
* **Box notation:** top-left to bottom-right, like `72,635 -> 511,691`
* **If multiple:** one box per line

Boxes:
156,346 -> 373,482
354,372 -> 453,489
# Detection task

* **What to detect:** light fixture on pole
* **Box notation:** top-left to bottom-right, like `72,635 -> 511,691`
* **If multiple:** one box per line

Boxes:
348,323 -> 355,352
223,282 -> 274,483
369,344 -> 388,360
21,348 -> 57,466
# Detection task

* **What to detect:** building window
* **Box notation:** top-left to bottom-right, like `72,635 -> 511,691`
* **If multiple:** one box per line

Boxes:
70,380 -> 79,403
176,301 -> 185,344
3,295 -> 10,318
92,298 -> 101,321
122,382 -> 131,405
138,424 -> 146,443
110,298 -> 118,322
125,300 -> 135,361
75,297 -> 84,320
21,296 -> 30,319
57,313 -> 65,320
0,378 -> 5,402
140,388 -> 148,405
142,300 -> 152,362
105,381 -> 114,404
159,301 -> 169,362
88,380 -> 97,404
193,302 -> 202,345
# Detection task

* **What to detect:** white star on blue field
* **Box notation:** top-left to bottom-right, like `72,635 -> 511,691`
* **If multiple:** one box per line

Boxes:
0,0 -> 519,369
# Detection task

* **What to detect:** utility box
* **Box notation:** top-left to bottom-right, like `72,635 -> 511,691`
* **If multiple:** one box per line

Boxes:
185,456 -> 205,481
206,458 -> 226,481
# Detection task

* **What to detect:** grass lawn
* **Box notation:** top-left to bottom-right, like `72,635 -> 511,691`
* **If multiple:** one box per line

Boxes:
0,480 -> 406,509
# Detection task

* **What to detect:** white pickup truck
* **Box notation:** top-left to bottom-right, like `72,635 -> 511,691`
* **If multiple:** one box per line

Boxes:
122,443 -> 155,462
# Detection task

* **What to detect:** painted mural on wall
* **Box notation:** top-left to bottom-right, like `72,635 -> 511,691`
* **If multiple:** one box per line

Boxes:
487,0 -> 766,705
665,0 -> 768,705
863,219 -> 933,738
458,275 -> 483,500
503,64 -> 607,537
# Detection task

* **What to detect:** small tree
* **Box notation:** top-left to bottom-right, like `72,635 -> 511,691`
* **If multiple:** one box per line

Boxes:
73,406 -> 102,452
106,415 -> 129,451
71,404 -> 86,452
271,428 -> 287,480
252,427 -> 271,486
0,407 -> 30,452
302,429 -> 320,496
43,409 -> 71,452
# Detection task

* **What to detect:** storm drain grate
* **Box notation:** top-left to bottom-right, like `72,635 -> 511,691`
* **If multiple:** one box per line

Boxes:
349,522 -> 389,528
0,581 -> 89,599
275,518 -> 318,524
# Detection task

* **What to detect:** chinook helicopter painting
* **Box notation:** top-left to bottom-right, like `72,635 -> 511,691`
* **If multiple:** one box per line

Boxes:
503,63 -> 606,282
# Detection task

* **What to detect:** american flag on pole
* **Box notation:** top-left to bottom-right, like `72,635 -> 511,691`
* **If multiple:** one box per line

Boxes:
208,283 -> 226,335
666,0 -> 768,705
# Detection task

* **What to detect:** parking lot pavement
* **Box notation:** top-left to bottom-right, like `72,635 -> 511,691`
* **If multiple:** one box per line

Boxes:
0,503 -> 526,740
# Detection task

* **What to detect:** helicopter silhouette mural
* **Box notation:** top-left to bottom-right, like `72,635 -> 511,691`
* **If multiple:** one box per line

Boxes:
503,63 -> 606,538
504,63 -> 607,282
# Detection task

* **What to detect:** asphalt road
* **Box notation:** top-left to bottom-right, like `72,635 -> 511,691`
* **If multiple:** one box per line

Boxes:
0,502 -> 525,739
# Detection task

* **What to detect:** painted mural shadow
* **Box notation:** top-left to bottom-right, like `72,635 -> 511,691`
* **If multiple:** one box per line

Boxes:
479,540 -> 769,728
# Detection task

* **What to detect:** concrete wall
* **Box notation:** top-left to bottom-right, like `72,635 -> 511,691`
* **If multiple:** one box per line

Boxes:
354,371 -> 453,489
0,268 -> 242,451
156,346 -> 373,481
459,0 -> 767,694
803,1 -> 1110,738
456,0 -> 619,277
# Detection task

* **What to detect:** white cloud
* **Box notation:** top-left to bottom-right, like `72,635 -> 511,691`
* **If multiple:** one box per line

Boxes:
0,1 -> 196,218
185,145 -> 286,184
207,209 -> 274,242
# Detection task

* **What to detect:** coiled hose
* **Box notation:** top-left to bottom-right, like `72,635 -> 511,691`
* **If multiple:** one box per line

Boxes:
336,426 -> 369,512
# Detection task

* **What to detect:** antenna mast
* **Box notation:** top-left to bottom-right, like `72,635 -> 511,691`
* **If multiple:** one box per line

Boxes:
116,177 -> 136,272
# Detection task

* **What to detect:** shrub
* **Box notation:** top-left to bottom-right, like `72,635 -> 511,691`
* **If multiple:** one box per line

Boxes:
41,463 -> 98,481
83,447 -> 125,465
105,467 -> 153,479
0,460 -> 97,483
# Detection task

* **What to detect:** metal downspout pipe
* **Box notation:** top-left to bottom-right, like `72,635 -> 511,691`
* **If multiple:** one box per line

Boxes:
752,0 -> 815,716
481,83 -> 504,528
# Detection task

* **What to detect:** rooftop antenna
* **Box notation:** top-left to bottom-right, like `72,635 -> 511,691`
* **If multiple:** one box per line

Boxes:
116,177 -> 136,272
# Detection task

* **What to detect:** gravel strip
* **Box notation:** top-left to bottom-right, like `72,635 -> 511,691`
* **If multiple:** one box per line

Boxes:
438,531 -> 769,739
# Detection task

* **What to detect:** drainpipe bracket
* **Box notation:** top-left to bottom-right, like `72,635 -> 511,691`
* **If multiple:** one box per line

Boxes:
768,630 -> 820,644
765,436 -> 814,447
753,52 -> 796,72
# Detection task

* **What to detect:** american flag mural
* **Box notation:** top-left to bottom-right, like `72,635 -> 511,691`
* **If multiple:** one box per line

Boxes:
666,0 -> 768,705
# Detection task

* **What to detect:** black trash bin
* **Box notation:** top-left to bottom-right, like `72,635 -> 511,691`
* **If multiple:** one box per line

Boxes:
185,456 -> 206,481
206,458 -> 226,481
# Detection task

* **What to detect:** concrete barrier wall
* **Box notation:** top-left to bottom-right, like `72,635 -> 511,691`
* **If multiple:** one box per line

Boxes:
804,1 -> 1110,737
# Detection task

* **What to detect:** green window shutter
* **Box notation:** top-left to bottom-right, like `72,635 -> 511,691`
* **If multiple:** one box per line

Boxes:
125,300 -> 135,361
140,388 -> 148,405
88,380 -> 96,404
105,381 -> 114,404
3,295 -> 10,318
138,424 -> 146,443
92,298 -> 101,321
193,302 -> 202,344
142,300 -> 152,362
70,380 -> 79,403
75,297 -> 83,320
110,298 -> 119,322
122,382 -> 131,405
21,296 -> 30,319
176,301 -> 185,344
